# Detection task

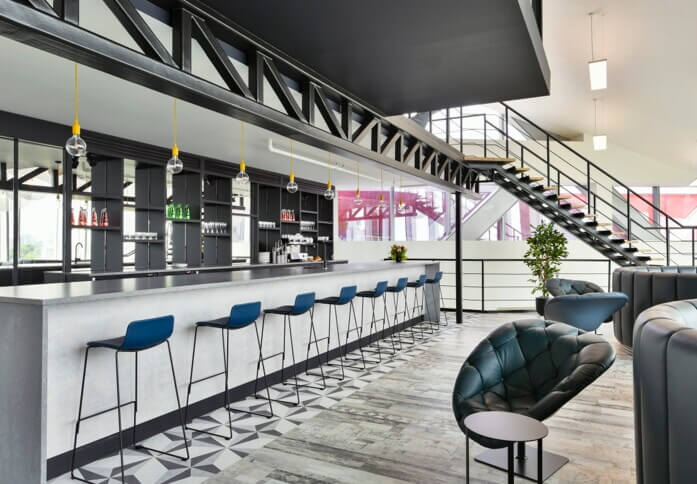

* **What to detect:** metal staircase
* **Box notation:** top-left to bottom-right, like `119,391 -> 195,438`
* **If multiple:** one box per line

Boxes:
427,103 -> 697,266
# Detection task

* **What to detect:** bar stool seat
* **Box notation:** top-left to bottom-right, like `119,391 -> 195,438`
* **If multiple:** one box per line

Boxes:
86,336 -> 126,349
265,305 -> 297,315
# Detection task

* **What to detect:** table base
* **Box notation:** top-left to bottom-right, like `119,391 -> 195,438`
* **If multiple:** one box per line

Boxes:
475,445 -> 569,482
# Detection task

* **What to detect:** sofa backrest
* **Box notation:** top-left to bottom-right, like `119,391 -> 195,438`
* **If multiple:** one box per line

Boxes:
612,266 -> 697,346
633,300 -> 697,484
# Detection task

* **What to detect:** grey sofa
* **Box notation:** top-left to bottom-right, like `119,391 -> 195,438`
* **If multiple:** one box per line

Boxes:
612,266 -> 697,347
634,299 -> 697,484
543,278 -> 627,332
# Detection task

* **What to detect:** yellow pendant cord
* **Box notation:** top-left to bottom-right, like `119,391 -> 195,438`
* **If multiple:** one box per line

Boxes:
289,142 -> 294,181
240,122 -> 246,171
172,98 -> 179,157
327,153 -> 332,190
356,162 -> 360,196
72,63 -> 81,135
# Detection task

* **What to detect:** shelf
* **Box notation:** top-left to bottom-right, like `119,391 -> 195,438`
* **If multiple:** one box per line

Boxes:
72,225 -> 121,231
318,220 -> 333,224
281,220 -> 300,224
135,205 -> 165,211
124,239 -> 164,244
73,192 -> 124,201
301,209 -> 317,214
301,229 -> 317,233
203,199 -> 232,206
167,218 -> 201,224
259,227 -> 280,231
203,233 -> 231,238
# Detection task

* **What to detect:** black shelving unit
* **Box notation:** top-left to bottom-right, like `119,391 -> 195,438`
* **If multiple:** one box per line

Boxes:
134,164 -> 166,270
202,174 -> 232,266
171,171 -> 202,267
87,158 -> 124,273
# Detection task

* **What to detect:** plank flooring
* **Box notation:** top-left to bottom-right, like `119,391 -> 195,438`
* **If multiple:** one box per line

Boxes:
206,312 -> 635,484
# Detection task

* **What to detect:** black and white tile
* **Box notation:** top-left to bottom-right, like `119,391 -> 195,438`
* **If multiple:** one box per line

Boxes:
51,319 -> 453,484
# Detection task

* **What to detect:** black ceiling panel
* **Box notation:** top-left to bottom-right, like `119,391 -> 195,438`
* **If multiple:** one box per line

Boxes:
149,0 -> 550,115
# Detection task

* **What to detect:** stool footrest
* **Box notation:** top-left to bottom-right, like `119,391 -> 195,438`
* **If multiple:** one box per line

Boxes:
189,370 -> 226,386
133,444 -> 188,461
226,405 -> 273,419
79,400 -> 136,423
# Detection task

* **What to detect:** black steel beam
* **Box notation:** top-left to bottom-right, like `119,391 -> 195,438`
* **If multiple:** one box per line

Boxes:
190,15 -> 252,98
11,138 -> 18,284
0,0 -> 465,192
352,116 -> 378,144
17,166 -> 46,184
380,130 -> 401,156
53,0 -> 77,24
455,190 -> 463,323
102,0 -> 175,66
19,0 -> 55,16
62,151 -> 72,274
403,142 -> 419,165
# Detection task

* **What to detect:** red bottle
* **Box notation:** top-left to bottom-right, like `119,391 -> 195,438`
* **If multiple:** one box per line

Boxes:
100,208 -> 109,227
78,206 -> 87,226
91,208 -> 98,226
71,209 -> 76,227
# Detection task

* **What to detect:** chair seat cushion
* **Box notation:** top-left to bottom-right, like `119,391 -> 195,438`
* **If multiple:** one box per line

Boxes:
357,290 -> 378,298
407,282 -> 423,288
87,336 -> 126,350
452,319 -> 615,448
265,305 -> 295,315
196,316 -> 229,328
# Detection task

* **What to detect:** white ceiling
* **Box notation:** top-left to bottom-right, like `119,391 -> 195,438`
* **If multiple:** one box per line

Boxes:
508,0 -> 697,181
0,36 -> 422,190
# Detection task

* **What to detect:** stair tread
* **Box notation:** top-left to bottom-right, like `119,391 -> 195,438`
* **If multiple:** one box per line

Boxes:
526,176 -> 544,182
464,156 -> 515,164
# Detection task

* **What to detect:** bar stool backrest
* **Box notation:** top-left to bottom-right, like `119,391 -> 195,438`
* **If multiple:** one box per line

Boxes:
292,292 -> 316,315
121,315 -> 174,351
416,274 -> 427,286
432,271 -> 443,283
228,301 -> 262,328
338,285 -> 357,304
375,281 -> 388,297
394,277 -> 408,291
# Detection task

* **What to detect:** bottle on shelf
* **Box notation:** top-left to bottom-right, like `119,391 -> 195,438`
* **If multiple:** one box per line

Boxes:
91,208 -> 98,227
184,204 -> 191,220
78,205 -> 87,226
71,208 -> 76,226
166,203 -> 174,219
100,208 -> 109,227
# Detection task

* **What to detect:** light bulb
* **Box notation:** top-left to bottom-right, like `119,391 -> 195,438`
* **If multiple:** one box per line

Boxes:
65,134 -> 87,158
236,162 -> 250,184
167,145 -> 183,174
324,182 -> 335,200
353,189 -> 363,206
377,195 -> 388,210
286,172 -> 298,193
397,200 -> 406,213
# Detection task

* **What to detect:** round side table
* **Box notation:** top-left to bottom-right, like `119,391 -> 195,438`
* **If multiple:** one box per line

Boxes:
463,411 -> 548,484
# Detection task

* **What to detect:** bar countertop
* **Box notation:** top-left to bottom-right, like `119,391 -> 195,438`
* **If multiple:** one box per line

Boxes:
0,261 -> 431,306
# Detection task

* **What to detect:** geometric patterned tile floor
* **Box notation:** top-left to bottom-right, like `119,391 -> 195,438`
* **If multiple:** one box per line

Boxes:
51,318 -> 452,484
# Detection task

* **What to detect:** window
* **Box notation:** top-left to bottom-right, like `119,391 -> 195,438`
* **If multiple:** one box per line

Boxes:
17,141 -> 63,264
0,137 -> 13,266
394,186 -> 452,241
338,189 -> 390,241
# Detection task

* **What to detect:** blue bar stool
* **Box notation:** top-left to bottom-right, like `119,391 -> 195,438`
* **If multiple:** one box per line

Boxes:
356,280 -> 392,362
405,274 -> 428,342
385,277 -> 410,350
70,315 -> 189,484
184,301 -> 272,440
260,292 -> 325,406
314,285 -> 365,377
426,271 -> 448,327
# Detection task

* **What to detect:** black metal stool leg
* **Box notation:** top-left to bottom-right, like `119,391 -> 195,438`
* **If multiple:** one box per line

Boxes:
114,352 -> 126,484
360,297 -> 382,363
439,283 -> 449,326
70,348 -> 91,480
343,300 -> 367,369
229,319 -> 274,418
285,317 -> 301,405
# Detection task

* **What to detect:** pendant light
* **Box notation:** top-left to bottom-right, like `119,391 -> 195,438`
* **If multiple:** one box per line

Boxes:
65,63 -> 87,158
166,98 -> 183,174
592,99 -> 607,151
588,12 -> 607,91
353,161 -> 362,206
377,168 -> 387,210
323,152 -> 335,200
286,141 -> 298,193
397,176 -> 406,213
236,121 -> 250,184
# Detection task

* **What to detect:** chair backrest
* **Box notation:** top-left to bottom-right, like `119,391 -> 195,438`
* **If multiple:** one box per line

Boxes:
394,277 -> 408,291
374,280 -> 388,297
228,301 -> 262,328
416,274 -> 427,286
432,271 -> 443,283
337,285 -> 357,304
546,278 -> 603,296
121,315 -> 174,351
292,292 -> 316,315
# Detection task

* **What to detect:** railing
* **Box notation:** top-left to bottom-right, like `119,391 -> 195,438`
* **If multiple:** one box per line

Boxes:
416,104 -> 697,265
408,257 -> 613,312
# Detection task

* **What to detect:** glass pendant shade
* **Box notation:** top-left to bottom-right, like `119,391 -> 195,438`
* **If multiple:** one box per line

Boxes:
377,194 -> 388,209
323,181 -> 335,200
65,132 -> 87,158
588,59 -> 607,90
167,145 -> 183,174
353,189 -> 363,206
397,200 -> 406,213
593,134 -> 607,151
286,173 -> 298,193
236,161 -> 250,184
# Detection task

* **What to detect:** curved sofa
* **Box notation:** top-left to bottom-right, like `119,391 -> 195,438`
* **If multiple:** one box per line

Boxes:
612,266 -> 697,347
634,299 -> 697,484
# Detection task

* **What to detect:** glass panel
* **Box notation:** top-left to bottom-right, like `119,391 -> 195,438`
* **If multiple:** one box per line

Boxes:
231,215 -> 250,262
394,186 -> 451,241
0,136 -> 13,266
338,189 -> 390,241
18,141 -> 63,265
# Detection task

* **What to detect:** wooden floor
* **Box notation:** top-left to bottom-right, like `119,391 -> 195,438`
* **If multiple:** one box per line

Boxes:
205,312 -> 635,483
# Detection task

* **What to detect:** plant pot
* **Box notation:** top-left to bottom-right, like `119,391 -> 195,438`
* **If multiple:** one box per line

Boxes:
394,255 -> 403,263
536,296 -> 550,316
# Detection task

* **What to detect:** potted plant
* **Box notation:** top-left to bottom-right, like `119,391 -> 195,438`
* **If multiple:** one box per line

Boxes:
523,222 -> 568,315
390,244 -> 407,263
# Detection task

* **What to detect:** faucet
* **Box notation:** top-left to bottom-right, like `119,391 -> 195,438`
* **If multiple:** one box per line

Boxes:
74,242 -> 84,264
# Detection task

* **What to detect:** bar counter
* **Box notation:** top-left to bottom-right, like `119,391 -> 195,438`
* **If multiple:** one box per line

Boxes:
0,260 -> 439,483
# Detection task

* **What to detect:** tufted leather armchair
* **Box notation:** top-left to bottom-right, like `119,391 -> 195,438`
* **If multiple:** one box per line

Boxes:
452,319 -> 615,449
546,278 -> 603,296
